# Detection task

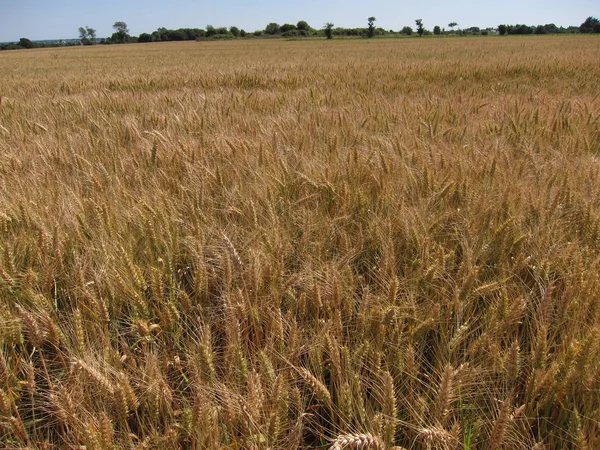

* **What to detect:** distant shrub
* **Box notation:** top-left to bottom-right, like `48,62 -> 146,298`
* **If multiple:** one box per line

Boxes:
0,43 -> 20,50
138,33 -> 153,43
18,37 -> 36,49
297,21 -> 311,32
265,22 -> 280,35
580,16 -> 600,33
464,27 -> 480,35
279,24 -> 297,33
168,30 -> 186,41
211,33 -> 235,40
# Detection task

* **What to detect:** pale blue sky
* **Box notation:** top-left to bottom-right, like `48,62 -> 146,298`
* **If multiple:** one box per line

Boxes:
1,0 -> 597,42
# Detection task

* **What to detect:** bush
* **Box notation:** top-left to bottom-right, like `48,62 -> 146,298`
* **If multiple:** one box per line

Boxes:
297,21 -> 311,32
265,22 -> 280,35
464,27 -> 480,35
205,25 -> 216,37
280,24 -> 296,33
506,24 -> 533,35
18,37 -> 36,49
211,34 -> 235,40
401,26 -> 413,35
0,43 -> 21,50
519,25 -> 533,34
580,16 -> 600,33
110,30 -> 129,44
168,30 -> 186,41
137,33 -> 153,43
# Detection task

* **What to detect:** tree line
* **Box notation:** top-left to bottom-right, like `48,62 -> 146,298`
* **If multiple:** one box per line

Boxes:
2,16 -> 599,51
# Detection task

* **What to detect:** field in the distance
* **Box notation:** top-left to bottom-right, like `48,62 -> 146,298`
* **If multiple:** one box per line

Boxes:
1,36 -> 600,449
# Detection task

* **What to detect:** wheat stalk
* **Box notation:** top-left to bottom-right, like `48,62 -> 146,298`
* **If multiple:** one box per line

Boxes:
298,367 -> 331,405
330,433 -> 384,450
222,233 -> 243,271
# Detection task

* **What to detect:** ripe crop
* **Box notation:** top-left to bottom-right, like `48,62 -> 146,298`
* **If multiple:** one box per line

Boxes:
0,36 -> 599,448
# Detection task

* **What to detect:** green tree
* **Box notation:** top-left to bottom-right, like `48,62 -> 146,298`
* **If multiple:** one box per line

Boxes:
433,25 -> 441,35
78,26 -> 96,45
112,21 -> 129,43
205,25 -> 216,37
401,26 -> 413,35
168,30 -> 186,41
297,20 -> 311,32
280,24 -> 296,33
18,37 -> 35,49
415,19 -> 424,36
367,17 -> 376,38
448,22 -> 458,32
87,27 -> 96,44
152,27 -> 167,41
229,26 -> 240,37
79,27 -> 89,45
580,16 -> 599,33
265,22 -> 280,35
595,23 -> 600,33
517,24 -> 532,34
324,23 -> 334,39
113,21 -> 128,33
498,24 -> 507,35
138,33 -> 153,43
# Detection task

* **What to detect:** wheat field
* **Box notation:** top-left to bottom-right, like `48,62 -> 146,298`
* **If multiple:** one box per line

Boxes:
0,36 -> 600,449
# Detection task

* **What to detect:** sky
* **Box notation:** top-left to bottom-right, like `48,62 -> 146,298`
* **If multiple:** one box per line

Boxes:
0,0 -> 597,42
